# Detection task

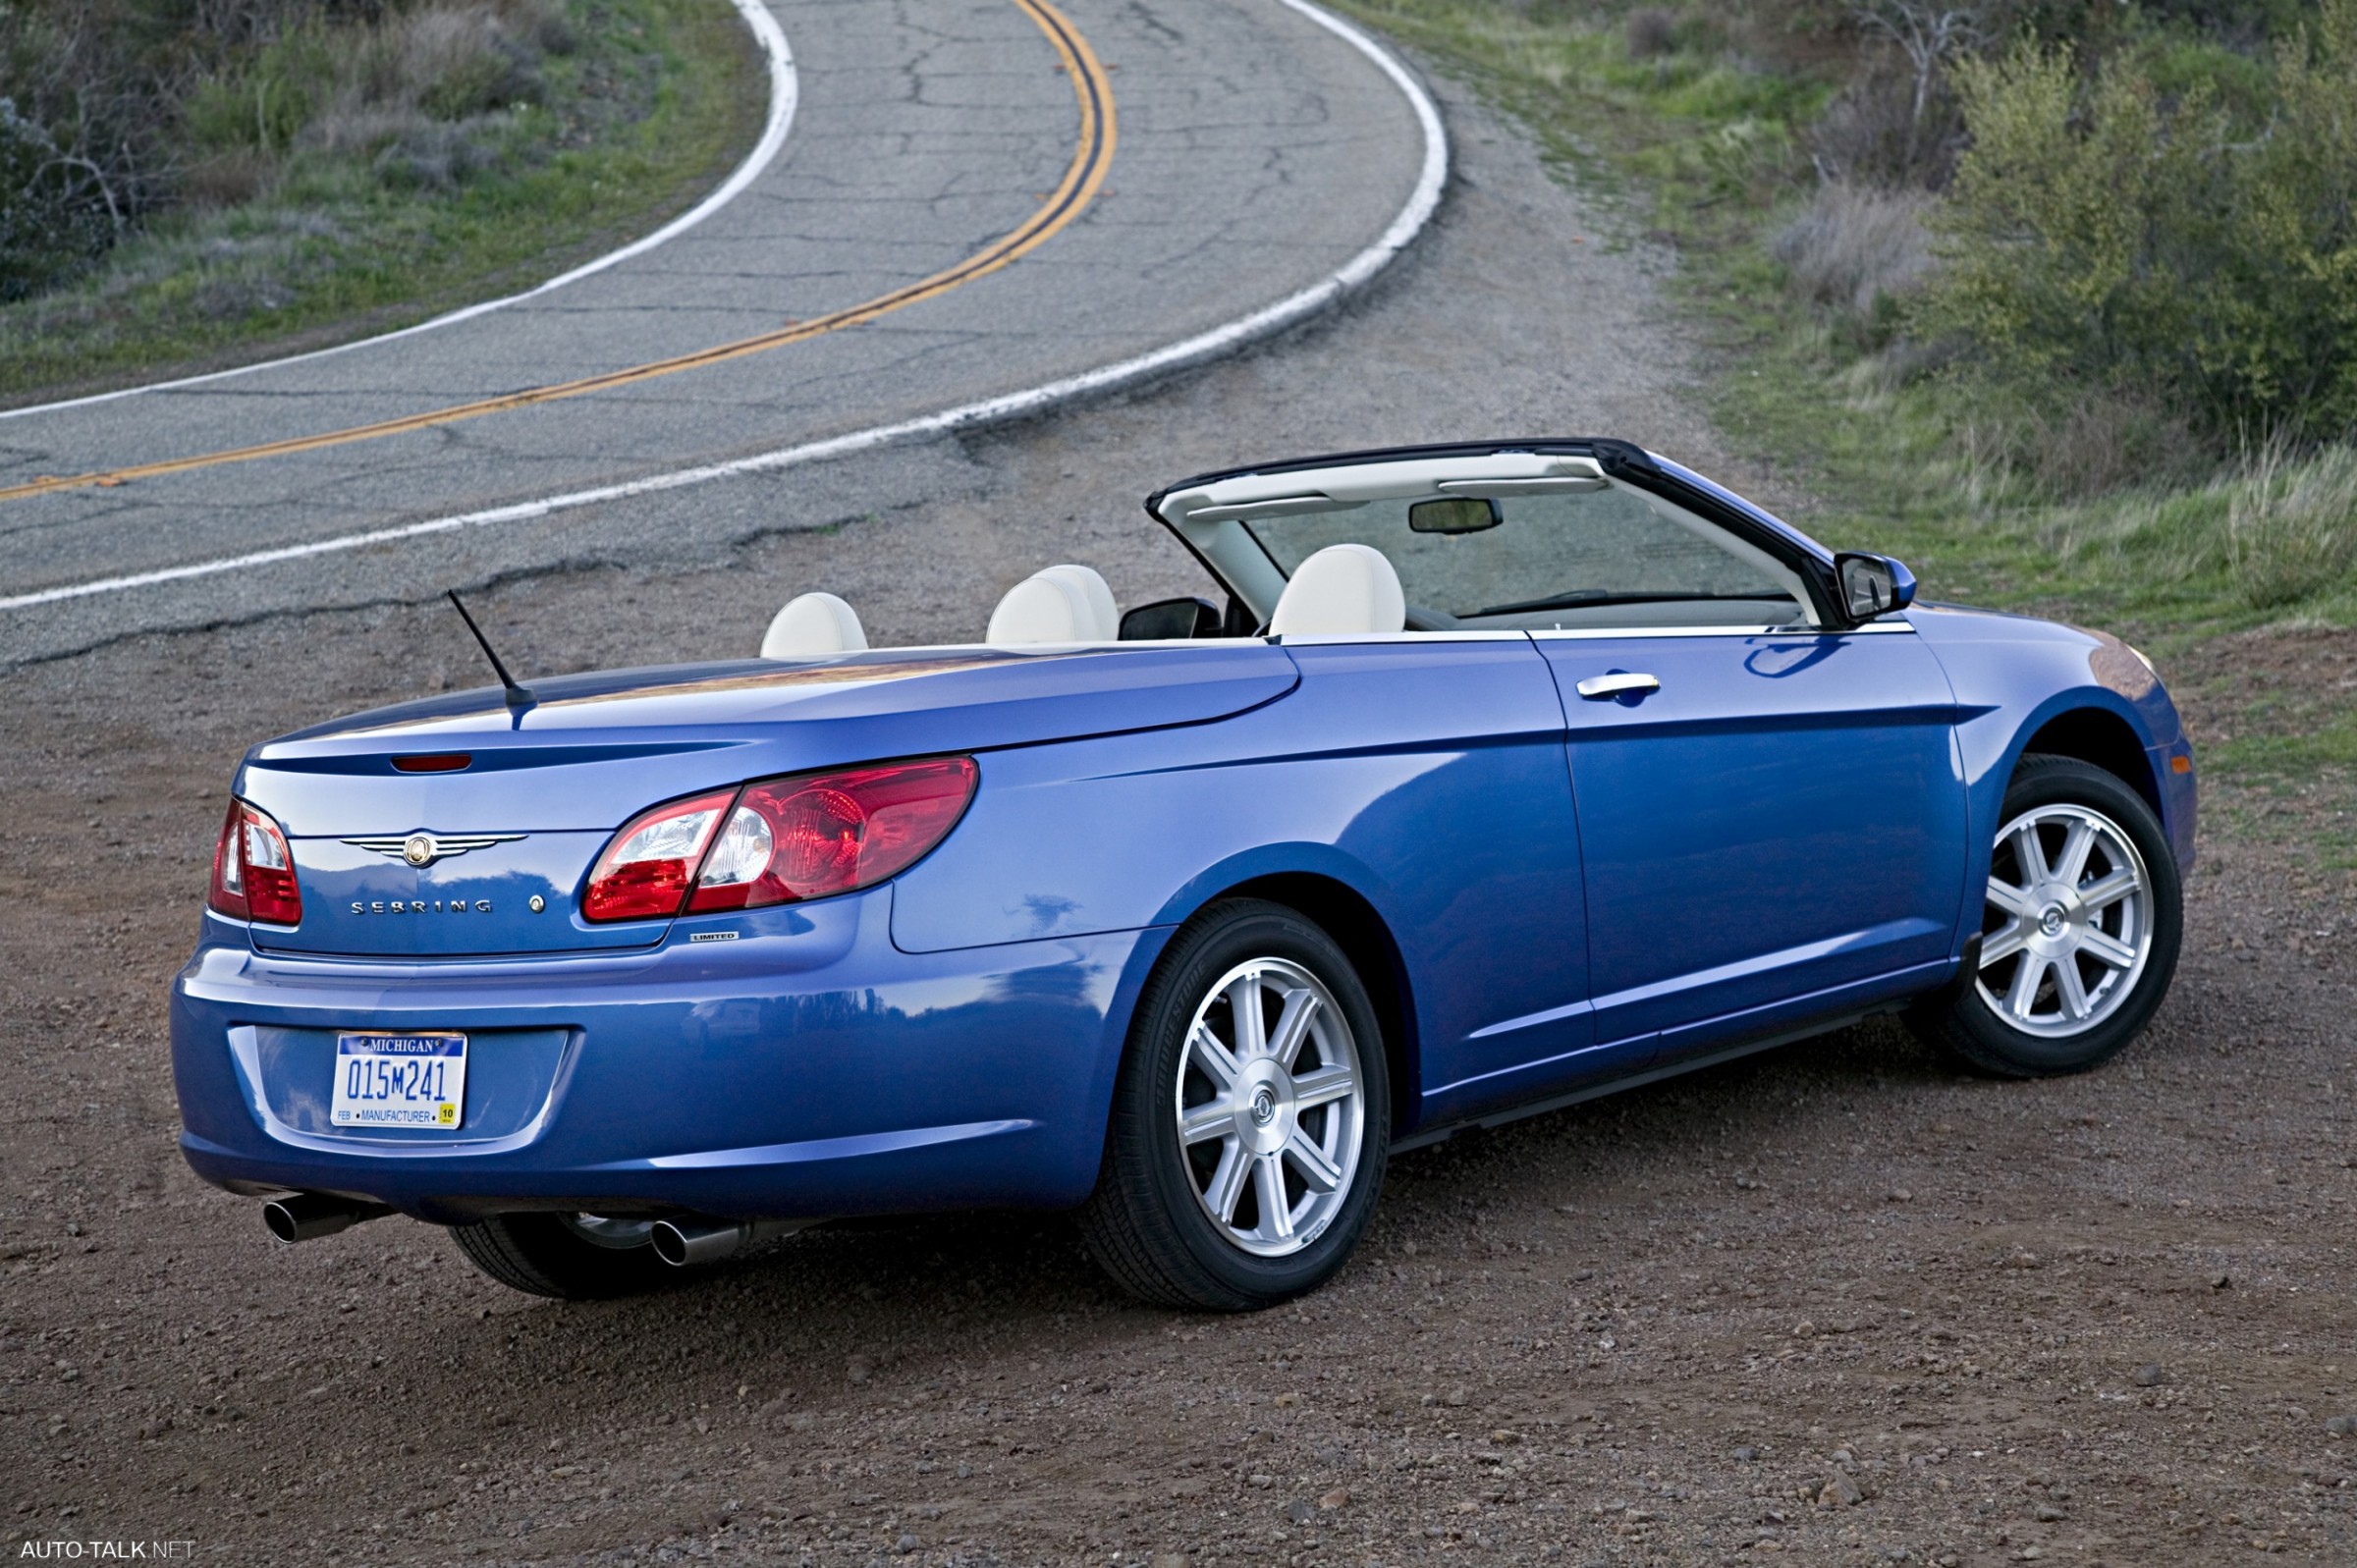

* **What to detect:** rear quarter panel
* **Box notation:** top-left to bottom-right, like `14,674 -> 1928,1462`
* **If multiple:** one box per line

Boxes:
889,641 -> 1594,1134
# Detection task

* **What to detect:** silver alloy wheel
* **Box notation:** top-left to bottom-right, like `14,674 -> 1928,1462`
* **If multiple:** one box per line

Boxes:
1977,802 -> 2154,1038
1175,956 -> 1367,1258
561,1214 -> 657,1250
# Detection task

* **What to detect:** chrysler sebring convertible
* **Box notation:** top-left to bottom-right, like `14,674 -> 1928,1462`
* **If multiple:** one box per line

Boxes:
172,439 -> 2194,1308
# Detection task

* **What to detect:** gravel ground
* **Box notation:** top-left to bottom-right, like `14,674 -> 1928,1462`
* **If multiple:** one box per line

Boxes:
5,81 -> 2356,1568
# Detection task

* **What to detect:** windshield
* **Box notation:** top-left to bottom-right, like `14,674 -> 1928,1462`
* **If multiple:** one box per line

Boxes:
1239,484 -> 1813,629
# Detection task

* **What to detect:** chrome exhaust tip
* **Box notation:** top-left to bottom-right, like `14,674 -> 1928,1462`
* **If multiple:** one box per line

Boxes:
649,1216 -> 809,1268
264,1193 -> 394,1243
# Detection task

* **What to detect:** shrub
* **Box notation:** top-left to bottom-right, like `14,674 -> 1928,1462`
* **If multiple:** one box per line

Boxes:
1806,57 -> 1961,189
1773,180 -> 1932,321
2022,390 -> 2205,502
1917,0 -> 2357,445
400,6 -> 543,120
2228,442 -> 2357,609
0,98 -> 116,298
1624,8 -> 1676,58
2,0 -> 560,298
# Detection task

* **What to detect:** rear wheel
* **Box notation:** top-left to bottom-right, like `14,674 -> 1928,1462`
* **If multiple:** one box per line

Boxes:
1081,899 -> 1390,1310
1908,754 -> 2181,1077
449,1213 -> 672,1299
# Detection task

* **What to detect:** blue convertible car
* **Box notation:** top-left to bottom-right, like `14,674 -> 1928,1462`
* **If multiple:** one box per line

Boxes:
173,439 -> 2194,1307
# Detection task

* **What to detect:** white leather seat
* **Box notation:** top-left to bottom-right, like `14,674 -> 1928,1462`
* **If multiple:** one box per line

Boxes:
1269,543 -> 1405,636
760,592 -> 868,658
986,564 -> 1119,644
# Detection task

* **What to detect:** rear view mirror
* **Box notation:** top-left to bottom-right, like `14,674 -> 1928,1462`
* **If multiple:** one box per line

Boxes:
1834,552 -> 1917,622
1408,497 -> 1502,535
1119,595 -> 1223,641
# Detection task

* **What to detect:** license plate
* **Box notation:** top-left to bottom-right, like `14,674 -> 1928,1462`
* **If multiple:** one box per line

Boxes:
331,1033 -> 466,1129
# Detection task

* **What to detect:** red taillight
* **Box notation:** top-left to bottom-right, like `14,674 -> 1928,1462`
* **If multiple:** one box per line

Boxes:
581,787 -> 736,923
208,799 -> 302,925
580,758 -> 977,923
688,757 -> 978,913
392,753 -> 470,774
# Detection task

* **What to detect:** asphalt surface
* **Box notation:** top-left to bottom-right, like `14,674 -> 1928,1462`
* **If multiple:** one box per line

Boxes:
0,0 -> 1425,664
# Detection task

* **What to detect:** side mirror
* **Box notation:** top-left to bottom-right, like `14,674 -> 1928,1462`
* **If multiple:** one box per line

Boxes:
1834,552 -> 1916,622
1118,595 -> 1223,641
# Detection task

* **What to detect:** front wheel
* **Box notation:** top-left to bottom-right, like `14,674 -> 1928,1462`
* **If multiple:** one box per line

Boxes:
1081,899 -> 1390,1310
1908,753 -> 2182,1077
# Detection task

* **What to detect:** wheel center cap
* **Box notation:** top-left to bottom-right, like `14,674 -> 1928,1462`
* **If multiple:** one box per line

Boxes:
2039,904 -> 2066,938
1233,1059 -> 1294,1155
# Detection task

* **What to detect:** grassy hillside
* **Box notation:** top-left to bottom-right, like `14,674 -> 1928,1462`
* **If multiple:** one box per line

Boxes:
1338,0 -> 2357,857
0,0 -> 762,403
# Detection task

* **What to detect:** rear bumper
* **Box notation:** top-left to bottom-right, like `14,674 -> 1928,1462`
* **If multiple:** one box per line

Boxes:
170,888 -> 1165,1223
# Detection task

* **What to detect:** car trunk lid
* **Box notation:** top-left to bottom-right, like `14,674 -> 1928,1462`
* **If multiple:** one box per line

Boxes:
235,643 -> 1295,957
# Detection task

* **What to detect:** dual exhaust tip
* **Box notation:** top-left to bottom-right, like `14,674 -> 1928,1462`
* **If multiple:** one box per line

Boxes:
263,1194 -> 806,1267
648,1217 -> 808,1267
262,1192 -> 393,1243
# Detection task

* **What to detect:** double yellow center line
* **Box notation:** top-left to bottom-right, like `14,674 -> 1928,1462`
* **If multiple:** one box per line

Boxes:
0,0 -> 1115,507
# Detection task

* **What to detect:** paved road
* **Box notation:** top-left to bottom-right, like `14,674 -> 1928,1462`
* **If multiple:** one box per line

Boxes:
0,0 -> 1429,665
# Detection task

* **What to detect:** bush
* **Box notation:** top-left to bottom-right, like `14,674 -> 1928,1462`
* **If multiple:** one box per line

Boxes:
1806,58 -> 1961,189
1624,8 -> 1676,58
2228,443 -> 2357,609
0,98 -> 117,298
1773,180 -> 1932,323
1917,0 -> 2357,445
2,0 -> 560,298
2022,390 -> 2207,502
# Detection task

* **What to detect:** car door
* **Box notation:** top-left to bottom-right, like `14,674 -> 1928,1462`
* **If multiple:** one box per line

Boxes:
1147,442 -> 1967,1116
1535,622 -> 1969,1061
1265,633 -> 1633,1123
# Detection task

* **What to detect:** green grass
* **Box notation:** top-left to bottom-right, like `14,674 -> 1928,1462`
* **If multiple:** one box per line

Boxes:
0,0 -> 762,406
1332,0 -> 2357,852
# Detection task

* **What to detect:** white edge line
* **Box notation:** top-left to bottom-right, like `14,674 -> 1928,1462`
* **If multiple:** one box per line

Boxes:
0,0 -> 1446,616
0,0 -> 799,425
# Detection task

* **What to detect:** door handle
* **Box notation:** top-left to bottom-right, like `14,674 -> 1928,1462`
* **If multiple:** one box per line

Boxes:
1575,672 -> 1661,700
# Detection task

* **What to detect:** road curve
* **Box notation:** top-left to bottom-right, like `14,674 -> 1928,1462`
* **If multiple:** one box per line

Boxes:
0,0 -> 1441,664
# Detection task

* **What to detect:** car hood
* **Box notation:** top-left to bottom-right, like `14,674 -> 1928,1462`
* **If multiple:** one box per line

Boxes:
239,643 -> 1299,838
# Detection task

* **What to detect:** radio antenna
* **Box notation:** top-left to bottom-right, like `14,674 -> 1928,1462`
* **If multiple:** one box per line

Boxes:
445,590 -> 535,710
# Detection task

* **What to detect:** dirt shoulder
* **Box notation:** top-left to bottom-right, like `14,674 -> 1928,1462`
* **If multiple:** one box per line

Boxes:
3,79 -> 2354,1568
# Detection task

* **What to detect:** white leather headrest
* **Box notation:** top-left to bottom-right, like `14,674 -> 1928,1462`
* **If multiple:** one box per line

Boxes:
986,564 -> 1119,644
1270,543 -> 1405,636
1038,564 -> 1118,639
760,592 -> 868,658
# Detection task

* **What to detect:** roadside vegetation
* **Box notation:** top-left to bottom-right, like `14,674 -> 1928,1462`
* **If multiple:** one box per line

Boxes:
1337,0 -> 2357,853
0,0 -> 760,402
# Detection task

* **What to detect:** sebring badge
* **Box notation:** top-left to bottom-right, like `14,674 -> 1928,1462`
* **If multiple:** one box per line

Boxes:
342,832 -> 524,869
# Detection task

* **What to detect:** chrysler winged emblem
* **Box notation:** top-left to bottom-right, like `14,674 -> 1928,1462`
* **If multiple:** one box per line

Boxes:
343,833 -> 524,869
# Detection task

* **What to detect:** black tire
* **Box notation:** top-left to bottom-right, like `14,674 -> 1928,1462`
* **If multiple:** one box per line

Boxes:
1081,898 -> 1391,1310
1907,753 -> 2182,1077
449,1213 -> 673,1300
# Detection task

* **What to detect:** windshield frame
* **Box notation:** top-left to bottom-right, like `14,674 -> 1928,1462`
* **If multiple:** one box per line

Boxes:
1146,439 -> 1842,631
